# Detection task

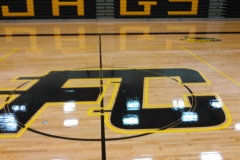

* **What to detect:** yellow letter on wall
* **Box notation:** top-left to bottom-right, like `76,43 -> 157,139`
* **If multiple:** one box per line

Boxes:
2,0 -> 34,17
168,0 -> 198,15
52,0 -> 84,16
121,0 -> 157,15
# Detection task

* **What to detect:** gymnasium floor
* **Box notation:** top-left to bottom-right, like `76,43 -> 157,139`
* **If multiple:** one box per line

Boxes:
0,21 -> 240,160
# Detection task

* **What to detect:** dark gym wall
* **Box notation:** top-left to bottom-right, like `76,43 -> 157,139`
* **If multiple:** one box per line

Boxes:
0,0 -> 239,19
225,0 -> 240,18
0,0 -> 96,19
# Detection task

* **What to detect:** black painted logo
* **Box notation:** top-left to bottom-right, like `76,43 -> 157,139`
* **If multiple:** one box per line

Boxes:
0,68 -> 227,135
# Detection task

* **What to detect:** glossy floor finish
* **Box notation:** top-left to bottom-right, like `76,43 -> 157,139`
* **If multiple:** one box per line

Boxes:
0,21 -> 240,160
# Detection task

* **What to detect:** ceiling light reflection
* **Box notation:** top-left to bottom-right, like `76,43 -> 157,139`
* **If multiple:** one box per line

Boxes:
12,105 -> 27,112
64,90 -> 75,93
173,98 -> 185,110
126,98 -> 140,111
200,151 -> 223,160
63,102 -> 76,113
133,158 -> 152,160
123,114 -> 139,125
210,99 -> 222,109
235,123 -> 240,130
0,113 -> 18,132
63,118 -> 78,127
182,112 -> 198,122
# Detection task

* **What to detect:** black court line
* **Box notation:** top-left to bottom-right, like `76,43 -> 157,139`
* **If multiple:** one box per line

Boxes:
0,32 -> 240,37
99,34 -> 106,160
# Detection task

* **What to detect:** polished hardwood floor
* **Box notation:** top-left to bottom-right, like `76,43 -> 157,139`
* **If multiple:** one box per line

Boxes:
0,21 -> 240,160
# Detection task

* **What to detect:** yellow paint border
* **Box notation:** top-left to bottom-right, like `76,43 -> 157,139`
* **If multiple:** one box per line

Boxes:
0,79 -> 39,91
0,67 -> 215,138
144,77 -> 191,108
62,78 -> 121,88
0,84 -> 108,138
0,78 -> 114,138
104,93 -> 231,134
2,67 -> 211,84
88,83 -> 120,116
0,94 -> 19,109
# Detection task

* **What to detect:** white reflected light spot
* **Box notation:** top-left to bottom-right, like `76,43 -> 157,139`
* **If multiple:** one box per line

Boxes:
63,102 -> 76,113
133,158 -> 152,160
63,118 -> 78,127
126,98 -> 140,111
210,99 -> 222,109
64,90 -> 75,93
182,112 -> 198,122
123,114 -> 139,125
200,151 -> 223,160
12,105 -> 27,112
173,98 -> 185,110
235,123 -> 240,130
0,113 -> 18,132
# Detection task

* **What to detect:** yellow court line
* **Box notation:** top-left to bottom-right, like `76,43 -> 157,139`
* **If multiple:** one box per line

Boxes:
88,83 -> 120,116
0,95 -> 19,109
0,48 -> 18,63
0,80 -> 39,91
180,46 -> 240,86
144,77 -> 191,108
